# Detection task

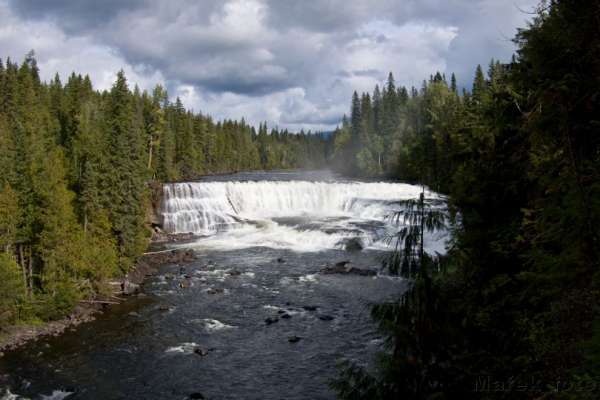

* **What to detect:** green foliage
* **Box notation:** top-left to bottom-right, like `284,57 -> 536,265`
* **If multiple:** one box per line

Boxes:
0,253 -> 27,325
0,183 -> 19,252
335,0 -> 600,398
0,53 -> 330,328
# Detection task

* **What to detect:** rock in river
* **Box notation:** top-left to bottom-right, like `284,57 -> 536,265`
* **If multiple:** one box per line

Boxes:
318,315 -> 334,321
320,262 -> 376,276
342,237 -> 364,252
122,280 -> 140,295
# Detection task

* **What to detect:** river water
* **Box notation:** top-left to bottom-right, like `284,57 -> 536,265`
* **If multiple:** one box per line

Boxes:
0,171 -> 445,400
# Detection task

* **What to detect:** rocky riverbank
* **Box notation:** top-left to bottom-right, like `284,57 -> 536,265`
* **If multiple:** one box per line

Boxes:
0,248 -> 196,355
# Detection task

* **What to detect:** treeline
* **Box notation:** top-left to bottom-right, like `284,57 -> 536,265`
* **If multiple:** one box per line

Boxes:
335,0 -> 600,398
0,56 -> 328,325
331,63 -> 505,192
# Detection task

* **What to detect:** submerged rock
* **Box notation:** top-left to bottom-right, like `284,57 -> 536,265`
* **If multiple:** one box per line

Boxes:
179,280 -> 191,289
342,237 -> 364,252
288,335 -> 302,343
265,317 -> 279,325
277,258 -> 285,263
194,348 -> 210,357
318,315 -> 334,321
280,313 -> 292,319
189,392 -> 205,399
302,305 -> 318,311
320,262 -> 377,276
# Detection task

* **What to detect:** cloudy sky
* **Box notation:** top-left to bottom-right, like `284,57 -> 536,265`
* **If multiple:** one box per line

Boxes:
0,0 -> 538,131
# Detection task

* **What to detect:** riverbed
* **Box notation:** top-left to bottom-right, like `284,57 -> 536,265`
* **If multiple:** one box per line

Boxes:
0,171 -> 444,400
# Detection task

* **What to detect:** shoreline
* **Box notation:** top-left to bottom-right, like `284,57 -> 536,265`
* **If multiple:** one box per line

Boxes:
0,247 -> 196,356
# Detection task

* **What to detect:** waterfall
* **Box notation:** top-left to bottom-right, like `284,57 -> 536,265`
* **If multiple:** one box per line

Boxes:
162,181 -> 427,234
160,180 -> 443,253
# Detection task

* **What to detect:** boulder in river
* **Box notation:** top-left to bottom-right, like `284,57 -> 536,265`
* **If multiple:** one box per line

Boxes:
194,348 -> 210,357
189,393 -> 205,399
280,313 -> 292,319
320,262 -> 377,276
288,336 -> 302,343
318,315 -> 334,321
342,237 -> 364,252
302,305 -> 318,311
179,280 -> 191,289
265,317 -> 279,325
122,280 -> 140,295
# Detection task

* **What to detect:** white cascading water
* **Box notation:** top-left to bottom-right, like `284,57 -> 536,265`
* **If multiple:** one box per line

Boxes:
162,180 -> 441,252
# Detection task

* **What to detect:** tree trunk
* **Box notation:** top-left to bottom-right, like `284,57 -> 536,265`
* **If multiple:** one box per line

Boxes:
27,245 -> 33,296
18,244 -> 27,290
148,137 -> 154,170
83,209 -> 88,234
419,187 -> 425,263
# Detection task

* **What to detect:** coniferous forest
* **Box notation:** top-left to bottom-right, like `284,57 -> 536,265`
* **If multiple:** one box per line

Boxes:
0,0 -> 599,399
0,59 -> 329,324
331,1 -> 600,398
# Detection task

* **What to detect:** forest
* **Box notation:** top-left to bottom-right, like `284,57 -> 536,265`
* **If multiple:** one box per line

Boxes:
0,59 -> 329,326
331,1 -> 600,398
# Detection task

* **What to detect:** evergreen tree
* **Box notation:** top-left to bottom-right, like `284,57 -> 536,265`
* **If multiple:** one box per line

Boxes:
471,64 -> 486,102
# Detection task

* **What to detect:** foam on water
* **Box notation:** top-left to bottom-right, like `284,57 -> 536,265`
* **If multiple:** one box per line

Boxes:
165,342 -> 199,354
162,180 -> 444,253
201,319 -> 236,332
298,274 -> 319,283
0,390 -> 21,400
40,391 -> 73,400
0,389 -> 73,400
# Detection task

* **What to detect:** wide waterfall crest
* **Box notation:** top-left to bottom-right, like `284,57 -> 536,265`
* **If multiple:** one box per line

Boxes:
160,180 -> 444,253
162,180 -> 426,234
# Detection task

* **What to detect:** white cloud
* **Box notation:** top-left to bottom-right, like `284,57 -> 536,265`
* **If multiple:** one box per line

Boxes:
1,0 -> 539,131
0,1 -> 164,91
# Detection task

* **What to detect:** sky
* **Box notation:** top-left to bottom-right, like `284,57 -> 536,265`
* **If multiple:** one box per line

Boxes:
0,0 -> 538,131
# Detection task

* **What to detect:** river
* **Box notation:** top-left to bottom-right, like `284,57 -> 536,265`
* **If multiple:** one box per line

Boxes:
0,171 -> 445,400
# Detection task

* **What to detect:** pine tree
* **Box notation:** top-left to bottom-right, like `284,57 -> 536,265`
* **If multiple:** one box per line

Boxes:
350,91 -> 362,152
450,73 -> 457,93
0,183 -> 19,253
105,71 -> 148,268
471,64 -> 486,102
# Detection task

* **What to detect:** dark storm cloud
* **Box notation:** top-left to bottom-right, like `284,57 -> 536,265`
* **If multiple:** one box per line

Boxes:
1,0 -> 539,129
8,0 -> 146,33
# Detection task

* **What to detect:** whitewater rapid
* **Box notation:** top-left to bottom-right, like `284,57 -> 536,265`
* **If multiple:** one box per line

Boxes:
161,180 -> 443,252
